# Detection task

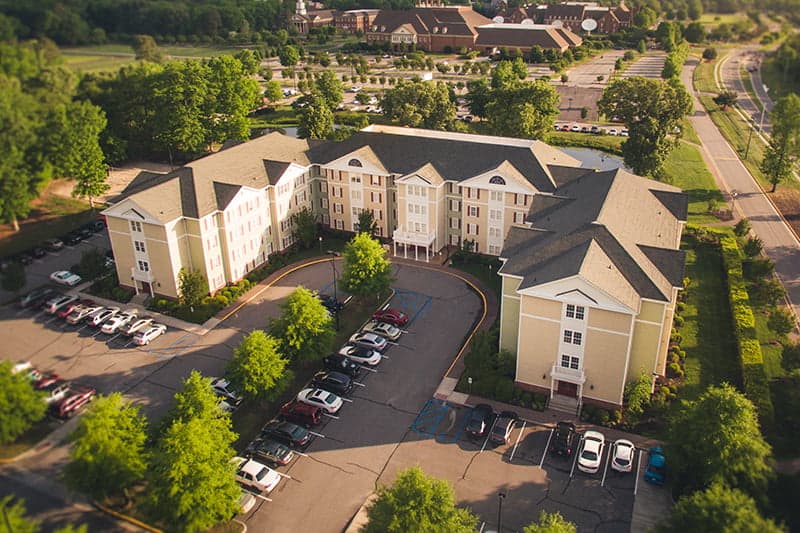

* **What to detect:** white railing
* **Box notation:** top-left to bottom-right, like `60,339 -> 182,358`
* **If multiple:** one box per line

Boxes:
392,228 -> 436,246
550,364 -> 586,384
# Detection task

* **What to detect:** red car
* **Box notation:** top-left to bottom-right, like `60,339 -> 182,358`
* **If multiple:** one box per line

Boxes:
279,400 -> 322,427
56,299 -> 94,319
372,308 -> 409,327
34,373 -> 62,390
52,387 -> 95,419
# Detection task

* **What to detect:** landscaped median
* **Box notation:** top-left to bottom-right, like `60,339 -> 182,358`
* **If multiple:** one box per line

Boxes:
719,235 -> 774,423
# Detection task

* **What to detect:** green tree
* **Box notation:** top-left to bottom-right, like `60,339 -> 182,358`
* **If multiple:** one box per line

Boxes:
657,481 -> 784,533
760,94 -> 800,192
598,77 -> 692,177
270,286 -> 335,363
233,49 -> 259,75
0,361 -> 46,444
486,79 -> 560,140
381,80 -> 456,130
743,236 -> 763,257
291,206 -> 318,248
0,496 -> 39,533
623,373 -> 652,426
132,35 -> 164,63
633,7 -> 657,28
341,233 -> 393,300
702,47 -> 718,61
714,90 -> 738,110
313,70 -> 343,110
362,467 -> 478,533
64,393 -> 148,499
734,217 -> 751,237
226,330 -> 292,401
683,22 -> 705,43
298,90 -> 334,140
1,262 -> 26,293
279,45 -> 299,67
169,371 -> 223,423
668,384 -> 773,498
178,268 -> 207,308
524,510 -> 577,533
356,209 -> 378,236
203,55 -> 261,146
79,247 -> 108,280
147,415 -> 240,532
264,80 -> 283,103
767,309 -> 795,337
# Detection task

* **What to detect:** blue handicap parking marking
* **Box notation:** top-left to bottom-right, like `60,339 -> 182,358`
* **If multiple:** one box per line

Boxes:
411,399 -> 467,443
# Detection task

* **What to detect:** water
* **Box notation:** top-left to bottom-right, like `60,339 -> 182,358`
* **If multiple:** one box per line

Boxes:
560,147 -> 628,171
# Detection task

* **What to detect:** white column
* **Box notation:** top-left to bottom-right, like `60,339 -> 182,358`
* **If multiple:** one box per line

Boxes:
393,240 -> 397,257
415,245 -> 418,261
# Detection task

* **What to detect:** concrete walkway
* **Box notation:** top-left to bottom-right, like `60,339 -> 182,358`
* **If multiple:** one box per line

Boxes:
682,58 -> 800,325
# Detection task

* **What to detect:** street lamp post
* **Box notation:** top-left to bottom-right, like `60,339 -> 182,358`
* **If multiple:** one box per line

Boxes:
497,491 -> 507,533
327,250 -> 340,331
319,235 -> 323,255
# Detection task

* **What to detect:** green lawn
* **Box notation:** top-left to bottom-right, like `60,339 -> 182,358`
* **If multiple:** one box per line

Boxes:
545,131 -> 623,154
450,258 -> 502,301
0,192 -> 97,256
680,117 -> 702,145
698,12 -> 749,28
740,67 -> 765,112
664,143 -> 725,224
60,43 -> 246,73
693,55 -> 721,94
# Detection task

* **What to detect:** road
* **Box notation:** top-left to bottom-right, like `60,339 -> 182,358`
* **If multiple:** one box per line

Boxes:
718,47 -> 772,136
682,58 -> 800,324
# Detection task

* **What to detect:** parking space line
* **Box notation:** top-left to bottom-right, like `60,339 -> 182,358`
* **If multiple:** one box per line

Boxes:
340,397 -> 353,403
570,437 -> 582,478
601,445 -> 611,486
276,472 -> 293,479
253,493 -> 272,503
479,418 -> 499,453
360,366 -> 377,373
634,449 -> 642,496
352,382 -> 365,387
309,431 -> 326,438
323,413 -> 339,420
380,355 -> 390,360
540,428 -> 554,467
509,420 -> 526,463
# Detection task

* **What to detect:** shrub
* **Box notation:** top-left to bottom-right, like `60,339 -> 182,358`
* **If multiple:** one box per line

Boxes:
676,301 -> 686,313
532,393 -> 547,411
743,236 -> 764,258
673,315 -> 685,328
733,217 -> 751,236
768,309 -> 795,337
668,362 -> 684,378
743,257 -> 775,281
520,392 -> 534,408
670,330 -> 682,344
494,378 -> 515,402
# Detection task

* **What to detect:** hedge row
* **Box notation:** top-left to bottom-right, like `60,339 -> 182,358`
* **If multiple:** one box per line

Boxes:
720,235 -> 774,422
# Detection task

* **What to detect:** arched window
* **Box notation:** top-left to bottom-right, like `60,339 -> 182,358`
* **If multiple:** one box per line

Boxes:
489,175 -> 506,185
348,159 -> 363,167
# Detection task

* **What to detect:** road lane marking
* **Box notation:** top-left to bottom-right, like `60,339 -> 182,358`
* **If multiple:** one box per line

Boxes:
509,420 -> 526,463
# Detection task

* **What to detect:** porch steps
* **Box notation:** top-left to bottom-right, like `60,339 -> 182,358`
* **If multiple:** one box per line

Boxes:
548,394 -> 580,415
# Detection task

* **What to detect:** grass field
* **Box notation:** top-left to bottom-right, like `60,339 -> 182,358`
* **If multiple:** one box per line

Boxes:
545,131 -> 624,154
693,55 -> 722,94
665,143 -> 725,224
61,43 -> 248,73
680,117 -> 702,145
698,12 -> 749,28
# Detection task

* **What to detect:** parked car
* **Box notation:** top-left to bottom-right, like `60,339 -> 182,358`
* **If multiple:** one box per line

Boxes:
465,404 -> 496,439
310,371 -> 353,397
297,388 -> 343,414
590,125 -> 601,135
218,397 -> 241,413
30,247 -> 46,259
39,380 -> 71,405
66,304 -> 103,325
122,317 -> 154,336
50,270 -> 82,286
19,287 -> 56,308
43,238 -> 64,252
560,124 -> 570,131
76,228 -> 93,240
132,324 -> 167,345
361,320 -> 401,341
86,219 -> 106,232
644,447 -> 666,485
338,344 -> 382,366
570,124 -> 581,132
577,430 -> 606,474
15,252 -> 33,265
620,128 -> 629,137
51,387 -> 95,418
238,490 -> 257,515
489,411 -> 518,445
34,373 -> 62,389
608,128 -> 618,136
261,420 -> 314,449
211,377 -> 243,403
317,293 -> 343,312
550,421 -> 578,457
349,332 -> 388,352
321,353 -> 362,378
611,439 -> 636,473
42,294 -> 78,314
101,310 -> 138,334
88,306 -> 120,327
233,457 -> 281,493
245,438 -> 295,466
56,299 -> 94,319
279,401 -> 323,427
372,308 -> 409,327
61,233 -> 81,246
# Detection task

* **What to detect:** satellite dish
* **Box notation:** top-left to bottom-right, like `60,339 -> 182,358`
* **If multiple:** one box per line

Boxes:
552,20 -> 564,28
581,18 -> 598,32
492,16 -> 504,23
521,18 -> 534,25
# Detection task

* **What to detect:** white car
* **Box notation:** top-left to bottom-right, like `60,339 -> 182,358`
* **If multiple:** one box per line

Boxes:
43,294 -> 78,314
101,310 -> 138,334
570,123 -> 581,132
66,305 -> 102,325
297,388 -> 343,414
349,332 -> 388,352
577,430 -> 606,474
238,490 -> 257,514
610,439 -> 636,473
361,320 -> 401,341
233,457 -> 281,493
50,270 -> 82,286
88,306 -> 120,327
607,128 -> 618,136
338,344 -> 382,366
133,324 -> 167,345
122,317 -> 154,336
211,377 -> 243,403
620,128 -> 629,137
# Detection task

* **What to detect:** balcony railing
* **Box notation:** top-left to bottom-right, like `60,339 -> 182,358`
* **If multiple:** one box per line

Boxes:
550,364 -> 586,384
392,228 -> 436,246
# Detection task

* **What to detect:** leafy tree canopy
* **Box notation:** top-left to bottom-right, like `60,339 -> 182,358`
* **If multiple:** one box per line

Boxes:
356,209 -> 378,236
341,232 -> 393,299
178,268 -> 208,308
169,370 -> 225,423
523,510 -> 577,533
486,79 -> 560,140
0,361 -> 46,444
226,330 -> 292,401
298,90 -> 334,140
363,467 -> 478,533
291,206 -> 319,248
760,93 -> 800,192
381,80 -> 456,130
270,286 -> 335,362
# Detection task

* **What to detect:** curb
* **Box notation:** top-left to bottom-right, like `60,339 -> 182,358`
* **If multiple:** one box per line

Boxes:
93,500 -> 163,533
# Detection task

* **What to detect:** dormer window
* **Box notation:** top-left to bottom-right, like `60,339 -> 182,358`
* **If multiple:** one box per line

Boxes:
348,158 -> 363,167
442,26 -> 448,34
489,175 -> 506,185
433,26 -> 439,33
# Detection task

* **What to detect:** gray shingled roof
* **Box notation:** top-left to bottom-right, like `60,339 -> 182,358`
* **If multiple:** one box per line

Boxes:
475,24 -> 573,50
500,167 -> 687,307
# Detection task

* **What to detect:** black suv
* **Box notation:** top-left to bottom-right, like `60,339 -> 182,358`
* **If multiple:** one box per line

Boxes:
322,353 -> 362,378
465,404 -> 496,439
310,371 -> 353,396
318,294 -> 344,312
550,421 -> 579,457
261,420 -> 314,450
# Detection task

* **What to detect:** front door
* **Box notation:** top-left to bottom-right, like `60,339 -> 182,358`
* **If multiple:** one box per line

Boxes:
557,380 -> 578,398
141,281 -> 151,296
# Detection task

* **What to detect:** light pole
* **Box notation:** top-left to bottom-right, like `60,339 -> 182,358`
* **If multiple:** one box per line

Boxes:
318,235 -> 323,255
327,250 -> 340,331
497,491 -> 507,533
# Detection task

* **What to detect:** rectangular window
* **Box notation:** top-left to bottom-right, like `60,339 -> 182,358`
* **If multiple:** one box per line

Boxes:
321,198 -> 329,209
514,211 -> 525,224
570,357 -> 580,370
130,221 -> 142,232
466,223 -> 479,235
575,306 -> 585,320
490,190 -> 503,202
137,260 -> 149,272
565,304 -> 586,320
450,217 -> 460,229
134,241 -> 146,252
489,227 -> 501,238
488,244 -> 501,255
468,205 -> 479,217
371,175 -> 381,186
450,199 -> 460,211
351,190 -> 362,201
489,209 -> 502,221
573,332 -> 582,345
351,175 -> 361,183
563,330 -> 573,344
